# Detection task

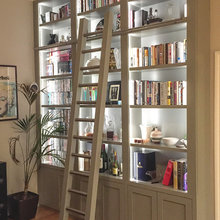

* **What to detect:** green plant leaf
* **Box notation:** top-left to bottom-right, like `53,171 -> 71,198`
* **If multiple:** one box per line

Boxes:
9,136 -> 20,164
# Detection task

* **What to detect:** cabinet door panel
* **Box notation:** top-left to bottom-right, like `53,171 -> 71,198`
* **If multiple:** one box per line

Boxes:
158,193 -> 192,220
101,180 -> 124,220
38,166 -> 63,210
128,186 -> 157,220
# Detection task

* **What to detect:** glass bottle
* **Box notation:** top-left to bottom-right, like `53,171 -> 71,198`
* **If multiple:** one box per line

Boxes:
84,121 -> 93,137
103,144 -> 108,172
154,9 -> 158,18
99,144 -> 108,173
107,120 -> 114,140
112,150 -> 118,176
99,146 -> 104,173
103,116 -> 108,139
149,8 -> 153,20
108,149 -> 114,174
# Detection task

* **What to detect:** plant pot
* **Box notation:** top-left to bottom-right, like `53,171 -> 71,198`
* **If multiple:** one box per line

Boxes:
8,191 -> 39,220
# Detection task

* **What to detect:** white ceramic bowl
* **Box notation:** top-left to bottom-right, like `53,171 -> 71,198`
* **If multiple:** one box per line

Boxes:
162,137 -> 179,146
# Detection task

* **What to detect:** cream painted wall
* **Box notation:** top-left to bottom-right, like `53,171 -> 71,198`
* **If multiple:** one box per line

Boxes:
0,0 -> 36,194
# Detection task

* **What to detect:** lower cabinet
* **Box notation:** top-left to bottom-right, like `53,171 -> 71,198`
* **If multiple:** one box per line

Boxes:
128,186 -> 193,220
99,180 -> 125,220
38,167 -> 193,220
38,165 -> 64,210
158,193 -> 192,220
128,186 -> 157,220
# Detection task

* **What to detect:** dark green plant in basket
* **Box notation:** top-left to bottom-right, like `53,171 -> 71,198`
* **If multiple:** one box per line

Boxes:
9,83 -> 65,196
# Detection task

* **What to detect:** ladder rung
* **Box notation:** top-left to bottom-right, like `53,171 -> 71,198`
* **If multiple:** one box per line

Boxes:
83,71 -> 100,75
66,207 -> 86,216
72,153 -> 91,159
70,170 -> 90,177
79,83 -> 98,87
75,118 -> 95,122
68,189 -> 88,196
77,101 -> 96,105
80,65 -> 100,71
84,30 -> 103,37
73,135 -> 93,141
82,48 -> 102,54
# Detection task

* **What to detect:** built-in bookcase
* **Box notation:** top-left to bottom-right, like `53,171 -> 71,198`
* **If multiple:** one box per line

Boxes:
35,0 -> 194,219
35,0 -> 77,167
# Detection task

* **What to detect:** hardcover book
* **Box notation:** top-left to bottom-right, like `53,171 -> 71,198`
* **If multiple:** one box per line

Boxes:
162,160 -> 173,186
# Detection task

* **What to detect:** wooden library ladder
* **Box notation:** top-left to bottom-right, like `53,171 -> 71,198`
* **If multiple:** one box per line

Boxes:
59,11 -> 113,220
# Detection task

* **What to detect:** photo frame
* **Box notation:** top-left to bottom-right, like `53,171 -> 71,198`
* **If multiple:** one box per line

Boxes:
0,65 -> 18,121
106,81 -> 121,104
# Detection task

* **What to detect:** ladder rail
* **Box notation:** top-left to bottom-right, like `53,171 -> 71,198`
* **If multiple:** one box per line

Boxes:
85,11 -> 114,220
59,18 -> 88,220
59,11 -> 114,220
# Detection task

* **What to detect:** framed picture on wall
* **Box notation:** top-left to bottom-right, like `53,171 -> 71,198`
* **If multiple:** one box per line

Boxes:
0,65 -> 18,121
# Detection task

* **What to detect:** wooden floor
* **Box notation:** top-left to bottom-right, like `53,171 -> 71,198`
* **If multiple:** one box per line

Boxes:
9,205 -> 75,220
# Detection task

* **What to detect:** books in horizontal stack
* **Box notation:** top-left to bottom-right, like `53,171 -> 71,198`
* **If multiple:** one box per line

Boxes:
130,40 -> 187,67
79,0 -> 120,13
130,80 -> 187,106
162,159 -> 187,191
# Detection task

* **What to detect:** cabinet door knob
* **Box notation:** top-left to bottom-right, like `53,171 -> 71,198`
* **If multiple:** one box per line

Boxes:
0,203 -> 4,209
0,178 -> 4,184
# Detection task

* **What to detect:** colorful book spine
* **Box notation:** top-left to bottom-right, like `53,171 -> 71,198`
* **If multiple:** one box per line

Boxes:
162,160 -> 173,186
173,160 -> 178,190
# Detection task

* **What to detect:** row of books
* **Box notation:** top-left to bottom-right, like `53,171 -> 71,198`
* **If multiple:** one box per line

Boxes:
41,3 -> 71,24
81,87 -> 98,101
79,0 -> 120,13
42,138 -> 67,166
48,109 -> 71,134
46,50 -> 72,76
46,79 -> 72,92
130,80 -> 187,106
47,92 -> 72,105
130,40 -> 187,67
129,9 -> 163,29
162,159 -> 187,191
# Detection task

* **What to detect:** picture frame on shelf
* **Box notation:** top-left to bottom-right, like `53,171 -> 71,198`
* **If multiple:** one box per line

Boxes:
0,65 -> 18,121
106,81 -> 121,104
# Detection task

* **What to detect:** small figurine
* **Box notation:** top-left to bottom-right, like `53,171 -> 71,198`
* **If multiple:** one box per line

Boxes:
60,35 -> 66,42
66,33 -> 71,41
48,34 -> 57,45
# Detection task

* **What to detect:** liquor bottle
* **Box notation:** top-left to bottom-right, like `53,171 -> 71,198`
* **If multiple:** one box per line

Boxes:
99,145 -> 104,173
112,150 -> 119,176
99,144 -> 108,173
107,120 -> 114,140
102,144 -> 108,172
108,149 -> 114,174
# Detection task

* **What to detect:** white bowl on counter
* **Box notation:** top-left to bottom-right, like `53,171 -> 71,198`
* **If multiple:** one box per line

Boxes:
162,137 -> 179,146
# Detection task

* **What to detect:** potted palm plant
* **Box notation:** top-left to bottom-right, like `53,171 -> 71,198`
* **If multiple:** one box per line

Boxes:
8,83 -> 65,220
